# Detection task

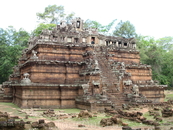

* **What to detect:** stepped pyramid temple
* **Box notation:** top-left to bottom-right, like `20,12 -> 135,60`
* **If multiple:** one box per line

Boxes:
1,18 -> 167,111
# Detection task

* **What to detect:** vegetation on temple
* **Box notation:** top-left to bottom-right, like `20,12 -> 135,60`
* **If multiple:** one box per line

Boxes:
0,4 -> 173,88
32,23 -> 56,36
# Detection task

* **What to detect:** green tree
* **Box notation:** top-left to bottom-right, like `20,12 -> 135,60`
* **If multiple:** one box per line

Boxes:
0,26 -> 30,47
145,44 -> 164,74
136,35 -> 173,87
32,23 -> 56,36
0,28 -> 9,45
83,19 -> 116,35
65,12 -> 75,24
0,27 -> 30,83
161,51 -> 173,86
156,36 -> 173,51
0,45 -> 23,83
113,20 -> 136,38
36,5 -> 75,24
136,35 -> 155,64
83,19 -> 102,29
13,28 -> 30,47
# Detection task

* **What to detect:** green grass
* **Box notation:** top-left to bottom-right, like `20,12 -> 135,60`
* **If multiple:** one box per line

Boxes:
0,102 -> 22,115
0,102 -> 19,108
71,113 -> 111,126
164,90 -> 173,101
2,102 -> 173,129
142,108 -> 173,127
143,111 -> 156,120
165,94 -> 173,101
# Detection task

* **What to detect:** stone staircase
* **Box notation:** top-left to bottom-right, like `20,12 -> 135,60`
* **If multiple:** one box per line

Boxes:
94,46 -> 119,86
108,93 -> 128,109
94,46 -> 127,109
76,46 -> 129,110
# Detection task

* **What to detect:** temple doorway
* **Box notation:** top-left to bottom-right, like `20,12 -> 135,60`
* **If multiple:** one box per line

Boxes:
91,37 -> 95,44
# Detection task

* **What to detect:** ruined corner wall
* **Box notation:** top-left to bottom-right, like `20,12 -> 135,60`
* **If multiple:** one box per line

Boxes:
139,86 -> 165,102
11,44 -> 94,108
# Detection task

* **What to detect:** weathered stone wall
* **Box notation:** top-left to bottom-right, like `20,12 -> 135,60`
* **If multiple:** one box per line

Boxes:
109,51 -> 140,64
76,102 -> 92,110
18,44 -> 90,84
12,85 -> 79,108
76,101 -> 112,112
21,64 -> 81,84
126,68 -> 152,81
37,46 -> 85,61
139,87 -> 165,102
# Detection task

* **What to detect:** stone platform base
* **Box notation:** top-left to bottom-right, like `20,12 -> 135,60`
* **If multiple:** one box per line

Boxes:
76,101 -> 112,112
11,83 -> 81,109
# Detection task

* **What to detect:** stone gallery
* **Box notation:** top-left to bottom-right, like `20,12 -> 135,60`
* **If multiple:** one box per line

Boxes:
1,18 -> 167,111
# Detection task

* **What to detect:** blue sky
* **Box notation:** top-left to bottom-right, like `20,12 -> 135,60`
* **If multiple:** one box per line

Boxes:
0,0 -> 173,39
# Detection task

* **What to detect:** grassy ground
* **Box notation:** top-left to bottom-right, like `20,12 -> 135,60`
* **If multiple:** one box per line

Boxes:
72,113 -> 111,126
0,102 -> 24,117
164,90 -> 173,101
0,90 -> 173,130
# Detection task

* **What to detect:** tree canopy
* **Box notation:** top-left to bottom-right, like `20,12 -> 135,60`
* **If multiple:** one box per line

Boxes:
83,19 -> 116,35
36,5 -> 75,24
0,27 -> 30,83
32,23 -> 56,36
136,35 -> 173,87
113,20 -> 136,38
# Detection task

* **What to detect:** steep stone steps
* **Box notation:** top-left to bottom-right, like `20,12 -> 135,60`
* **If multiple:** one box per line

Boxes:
108,95 -> 128,109
93,46 -> 126,109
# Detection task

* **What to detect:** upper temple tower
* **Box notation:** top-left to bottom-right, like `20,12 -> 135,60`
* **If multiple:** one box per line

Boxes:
71,17 -> 84,31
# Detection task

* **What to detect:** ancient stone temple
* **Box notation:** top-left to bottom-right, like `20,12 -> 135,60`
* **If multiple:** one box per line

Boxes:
1,17 -> 167,111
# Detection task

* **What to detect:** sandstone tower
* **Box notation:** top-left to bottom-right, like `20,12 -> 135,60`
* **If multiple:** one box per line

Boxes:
1,18 -> 167,111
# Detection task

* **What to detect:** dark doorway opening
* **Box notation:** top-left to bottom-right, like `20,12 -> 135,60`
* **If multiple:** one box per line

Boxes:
106,41 -> 109,46
91,37 -> 95,44
118,42 -> 122,47
77,21 -> 80,28
124,43 -> 127,46
74,38 -> 78,43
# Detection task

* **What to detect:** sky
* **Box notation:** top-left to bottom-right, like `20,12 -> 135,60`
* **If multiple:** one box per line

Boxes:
0,0 -> 173,39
